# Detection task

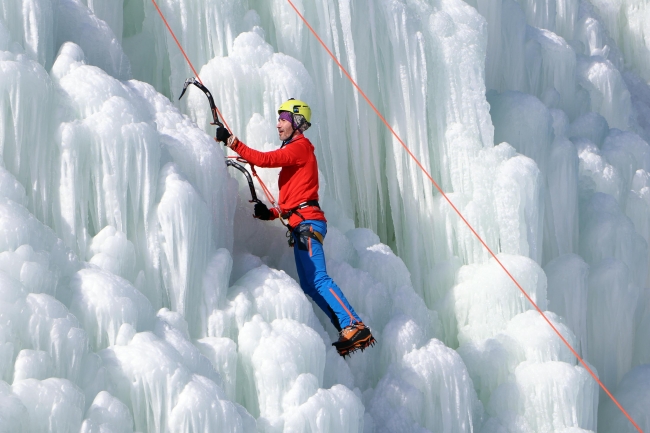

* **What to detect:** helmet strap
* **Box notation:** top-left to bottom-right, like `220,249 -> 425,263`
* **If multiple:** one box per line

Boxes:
282,128 -> 303,147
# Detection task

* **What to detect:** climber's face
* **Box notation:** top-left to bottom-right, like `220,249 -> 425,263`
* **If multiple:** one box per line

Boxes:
277,117 -> 294,141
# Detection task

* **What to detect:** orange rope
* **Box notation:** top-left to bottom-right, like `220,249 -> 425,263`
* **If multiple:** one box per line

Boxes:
151,0 -> 232,133
152,0 -> 642,427
286,0 -> 643,431
152,0 -> 283,220
249,165 -> 280,209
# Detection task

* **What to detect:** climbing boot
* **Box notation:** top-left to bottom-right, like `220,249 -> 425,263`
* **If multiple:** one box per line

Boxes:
332,322 -> 376,358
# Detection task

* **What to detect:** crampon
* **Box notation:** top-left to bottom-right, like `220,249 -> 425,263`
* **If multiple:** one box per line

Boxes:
332,322 -> 376,358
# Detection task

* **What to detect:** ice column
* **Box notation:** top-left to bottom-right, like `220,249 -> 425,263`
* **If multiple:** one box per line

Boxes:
124,0 -> 249,99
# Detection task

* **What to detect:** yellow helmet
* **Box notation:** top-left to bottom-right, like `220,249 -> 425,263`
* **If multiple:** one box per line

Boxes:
278,98 -> 311,132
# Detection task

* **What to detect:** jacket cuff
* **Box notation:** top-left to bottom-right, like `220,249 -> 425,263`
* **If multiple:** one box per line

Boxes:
227,136 -> 240,150
269,207 -> 279,220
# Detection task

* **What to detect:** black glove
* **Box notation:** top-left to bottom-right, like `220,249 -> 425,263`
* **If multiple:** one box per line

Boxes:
253,202 -> 272,220
215,127 -> 232,143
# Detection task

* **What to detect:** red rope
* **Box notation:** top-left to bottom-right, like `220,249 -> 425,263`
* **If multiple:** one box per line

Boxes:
286,1 -> 643,431
151,0 -> 284,215
152,0 -> 282,219
151,0 -> 643,427
150,0 -> 232,133
249,165 -> 279,208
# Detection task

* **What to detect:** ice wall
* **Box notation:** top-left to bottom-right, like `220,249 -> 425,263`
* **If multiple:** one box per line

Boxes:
0,0 -> 649,432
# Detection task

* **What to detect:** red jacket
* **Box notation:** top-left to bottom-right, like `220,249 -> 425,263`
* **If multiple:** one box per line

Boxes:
230,134 -> 326,227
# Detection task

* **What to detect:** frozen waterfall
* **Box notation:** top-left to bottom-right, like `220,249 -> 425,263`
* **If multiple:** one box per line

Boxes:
0,0 -> 649,432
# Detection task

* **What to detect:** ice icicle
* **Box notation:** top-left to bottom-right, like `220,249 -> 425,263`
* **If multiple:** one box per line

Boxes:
100,330 -> 247,432
503,310 -> 577,363
0,244 -> 60,297
577,57 -> 633,131
0,257 -> 86,385
378,315 -> 427,377
13,349 -> 54,381
69,267 -> 155,352
634,288 -> 650,367
128,79 -> 235,252
282,384 -> 365,433
0,165 -> 27,206
80,391 -> 134,433
51,42 -> 161,259
168,375 -> 257,433
449,254 -> 547,345
237,316 -> 326,421
588,0 -> 650,83
487,361 -> 598,432
12,377 -> 86,432
475,0 -> 528,94
525,27 -> 580,118
352,230 -> 439,341
369,339 -> 483,433
87,226 -> 138,282
228,266 -> 323,334
50,43 -> 235,338
200,248 -> 233,337
579,193 -> 648,288
458,336 -> 518,406
493,155 -> 543,262
25,293 -> 89,383
544,254 -> 589,358
0,0 -> 54,68
154,308 -> 223,386
586,259 -> 640,392
54,0 -> 131,80
195,336 -> 238,401
544,137 -> 580,262
627,169 -> 650,286
1,0 -> 650,431
489,91 -> 554,174
569,112 -> 609,147
124,0 -> 248,99
598,364 -> 650,433
458,307 -> 580,409
84,0 -> 125,45
576,139 -> 626,203
155,163 -> 215,337
0,380 -> 28,432
0,44 -> 54,223
514,0 -> 557,32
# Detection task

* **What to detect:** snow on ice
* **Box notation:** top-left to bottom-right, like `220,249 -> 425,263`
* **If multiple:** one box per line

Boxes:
0,0 -> 649,432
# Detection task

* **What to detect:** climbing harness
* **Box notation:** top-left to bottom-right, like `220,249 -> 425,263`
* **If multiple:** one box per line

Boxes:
288,221 -> 324,249
283,200 -> 322,248
281,200 -> 320,221
152,3 -> 639,428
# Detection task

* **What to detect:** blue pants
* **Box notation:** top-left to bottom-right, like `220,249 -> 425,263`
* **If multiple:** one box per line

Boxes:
292,220 -> 361,330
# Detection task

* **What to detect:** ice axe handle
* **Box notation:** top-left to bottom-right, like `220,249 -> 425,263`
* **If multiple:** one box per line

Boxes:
225,159 -> 261,204
178,77 -> 224,128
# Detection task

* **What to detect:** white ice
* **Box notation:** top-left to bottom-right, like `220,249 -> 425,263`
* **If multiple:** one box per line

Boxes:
0,0 -> 649,432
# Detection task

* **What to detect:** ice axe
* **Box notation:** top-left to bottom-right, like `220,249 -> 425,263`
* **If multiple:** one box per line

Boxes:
179,77 -> 224,128
179,78 -> 261,205
225,159 -> 262,205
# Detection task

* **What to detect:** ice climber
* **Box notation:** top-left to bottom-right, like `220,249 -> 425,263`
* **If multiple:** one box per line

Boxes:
215,99 -> 375,357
